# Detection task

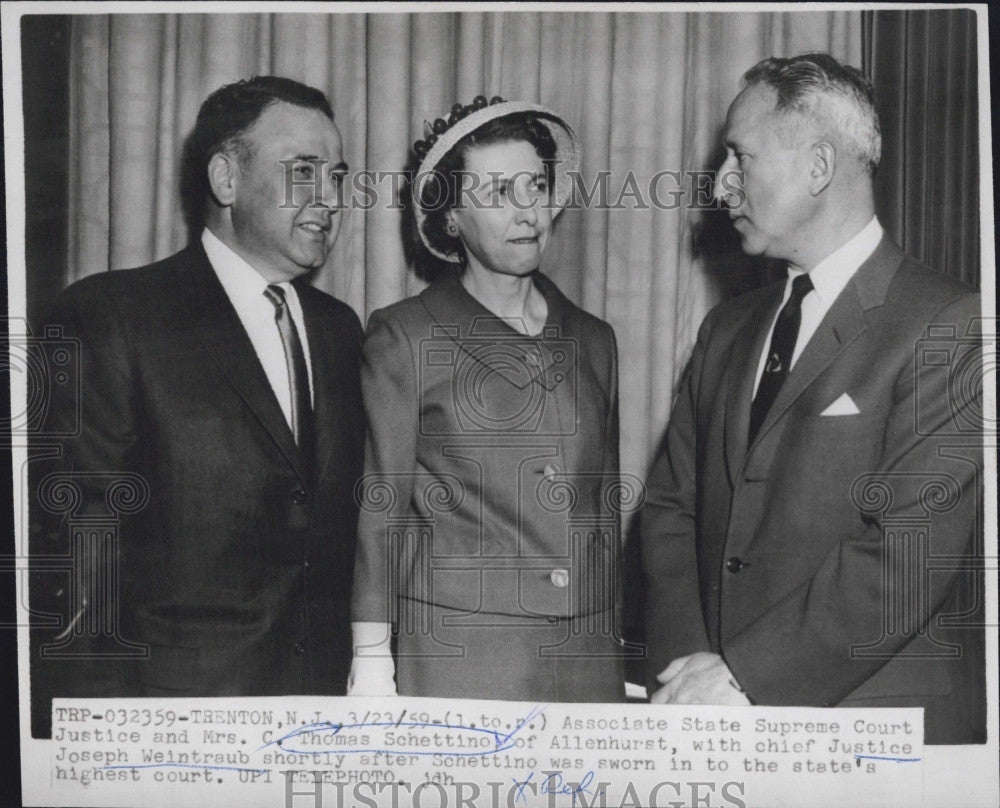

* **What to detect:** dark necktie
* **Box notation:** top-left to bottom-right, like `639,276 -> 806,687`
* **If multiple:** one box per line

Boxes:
748,273 -> 814,445
264,285 -> 314,472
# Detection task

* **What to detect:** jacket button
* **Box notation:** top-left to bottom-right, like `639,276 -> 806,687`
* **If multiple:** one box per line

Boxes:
726,557 -> 745,573
550,569 -> 570,588
291,489 -> 307,504
543,463 -> 562,481
293,641 -> 305,655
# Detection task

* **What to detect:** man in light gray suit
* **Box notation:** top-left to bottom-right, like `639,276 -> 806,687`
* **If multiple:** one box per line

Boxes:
640,53 -> 982,743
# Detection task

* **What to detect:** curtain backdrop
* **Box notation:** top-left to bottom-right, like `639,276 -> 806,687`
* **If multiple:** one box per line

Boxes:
863,7 -> 985,740
864,9 -> 980,287
65,10 -> 861,482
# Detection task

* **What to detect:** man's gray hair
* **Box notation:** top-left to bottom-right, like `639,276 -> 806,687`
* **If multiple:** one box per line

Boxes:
741,52 -> 881,175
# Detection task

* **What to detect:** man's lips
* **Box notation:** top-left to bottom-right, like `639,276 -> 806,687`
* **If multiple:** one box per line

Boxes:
298,219 -> 331,234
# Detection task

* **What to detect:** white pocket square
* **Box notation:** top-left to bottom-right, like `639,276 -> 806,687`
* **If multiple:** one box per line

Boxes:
820,393 -> 860,416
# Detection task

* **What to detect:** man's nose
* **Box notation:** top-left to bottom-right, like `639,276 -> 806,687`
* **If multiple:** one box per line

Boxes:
713,155 -> 739,206
318,172 -> 344,210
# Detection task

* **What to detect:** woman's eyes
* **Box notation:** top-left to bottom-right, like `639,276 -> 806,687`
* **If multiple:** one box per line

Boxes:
496,177 -> 547,199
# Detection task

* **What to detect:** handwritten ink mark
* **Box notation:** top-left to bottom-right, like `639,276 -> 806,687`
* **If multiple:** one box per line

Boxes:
258,708 -> 548,759
497,705 -> 546,748
854,755 -> 922,764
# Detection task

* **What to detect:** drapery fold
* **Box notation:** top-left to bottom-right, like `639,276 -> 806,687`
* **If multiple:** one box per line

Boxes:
64,10 -> 862,479
865,9 -> 979,287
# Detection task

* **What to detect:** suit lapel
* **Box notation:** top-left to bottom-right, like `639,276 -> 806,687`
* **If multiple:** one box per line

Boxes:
747,287 -> 868,451
724,288 -> 782,480
183,244 -> 307,484
298,288 -> 343,486
745,235 -> 905,453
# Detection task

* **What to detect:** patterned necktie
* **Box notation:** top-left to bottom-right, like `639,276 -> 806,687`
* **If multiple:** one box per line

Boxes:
263,285 -> 314,472
748,273 -> 814,445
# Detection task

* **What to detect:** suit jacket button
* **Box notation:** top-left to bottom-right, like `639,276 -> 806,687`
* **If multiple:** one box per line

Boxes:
293,641 -> 305,655
291,489 -> 307,504
550,569 -> 570,588
726,557 -> 745,573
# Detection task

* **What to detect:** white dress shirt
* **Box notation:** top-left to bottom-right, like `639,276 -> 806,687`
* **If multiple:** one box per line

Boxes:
753,216 -> 883,395
202,228 -> 314,429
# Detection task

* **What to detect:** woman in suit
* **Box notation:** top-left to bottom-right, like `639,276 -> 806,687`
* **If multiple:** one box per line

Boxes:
349,97 -> 625,702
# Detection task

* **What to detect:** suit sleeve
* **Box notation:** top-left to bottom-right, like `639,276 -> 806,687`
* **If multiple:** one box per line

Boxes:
639,308 -> 717,685
602,322 -> 621,502
350,308 -> 419,624
723,292 -> 983,706
30,278 -> 139,705
599,323 -> 624,632
46,281 -> 139,477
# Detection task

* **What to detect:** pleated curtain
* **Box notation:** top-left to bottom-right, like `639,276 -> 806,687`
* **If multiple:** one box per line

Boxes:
65,10 -> 861,481
864,9 -> 980,287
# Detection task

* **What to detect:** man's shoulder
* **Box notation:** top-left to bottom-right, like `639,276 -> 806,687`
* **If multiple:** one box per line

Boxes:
58,245 -> 205,306
890,253 -> 979,308
861,249 -> 980,344
295,282 -> 363,334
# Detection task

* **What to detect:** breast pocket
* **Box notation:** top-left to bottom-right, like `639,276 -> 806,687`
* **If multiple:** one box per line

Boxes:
782,410 -> 889,503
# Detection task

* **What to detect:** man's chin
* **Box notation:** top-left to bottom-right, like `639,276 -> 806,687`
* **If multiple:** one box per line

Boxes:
736,234 -> 766,257
292,251 -> 331,274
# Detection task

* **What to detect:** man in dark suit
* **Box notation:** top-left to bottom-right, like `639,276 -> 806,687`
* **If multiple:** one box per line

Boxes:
29,76 -> 364,734
640,54 -> 983,743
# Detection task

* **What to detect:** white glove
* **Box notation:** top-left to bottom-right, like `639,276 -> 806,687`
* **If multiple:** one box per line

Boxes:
346,622 -> 397,696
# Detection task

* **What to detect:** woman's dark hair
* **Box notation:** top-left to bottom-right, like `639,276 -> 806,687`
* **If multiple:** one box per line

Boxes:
179,76 -> 334,241
420,112 -> 558,267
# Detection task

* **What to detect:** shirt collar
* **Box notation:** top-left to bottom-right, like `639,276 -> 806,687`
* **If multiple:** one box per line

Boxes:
201,227 -> 293,304
790,216 -> 883,303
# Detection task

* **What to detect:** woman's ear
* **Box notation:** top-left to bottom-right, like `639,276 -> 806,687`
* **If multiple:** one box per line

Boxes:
207,152 -> 238,207
445,210 -> 460,237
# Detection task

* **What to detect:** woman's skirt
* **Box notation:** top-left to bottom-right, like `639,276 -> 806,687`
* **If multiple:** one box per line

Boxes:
395,599 -> 626,702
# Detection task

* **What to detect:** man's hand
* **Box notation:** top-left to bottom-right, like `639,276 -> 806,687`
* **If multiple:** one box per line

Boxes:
651,652 -> 750,705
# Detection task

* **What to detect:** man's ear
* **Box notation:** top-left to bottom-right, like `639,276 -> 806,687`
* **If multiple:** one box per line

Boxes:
808,141 -> 836,196
207,152 -> 238,206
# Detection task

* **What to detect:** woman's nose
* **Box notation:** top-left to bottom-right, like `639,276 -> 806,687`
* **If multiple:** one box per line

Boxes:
515,197 -> 539,225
